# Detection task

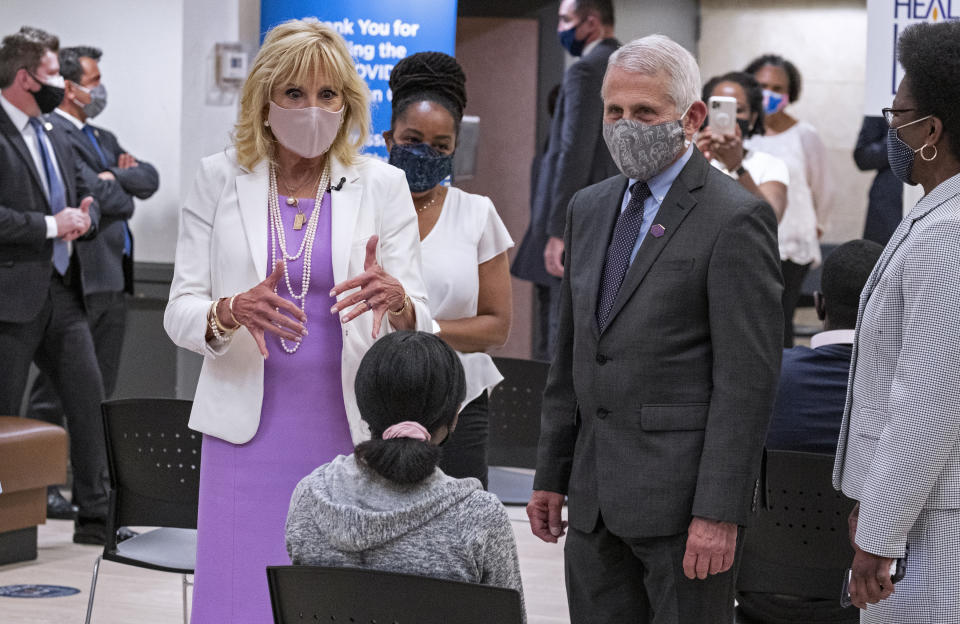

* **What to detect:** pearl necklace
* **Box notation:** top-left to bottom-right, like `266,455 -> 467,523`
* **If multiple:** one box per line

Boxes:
268,162 -> 330,354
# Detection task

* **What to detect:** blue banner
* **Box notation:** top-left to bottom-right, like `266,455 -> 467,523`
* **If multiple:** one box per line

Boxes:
261,0 -> 458,160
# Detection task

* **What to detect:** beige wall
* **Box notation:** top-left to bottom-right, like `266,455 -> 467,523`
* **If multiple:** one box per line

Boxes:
700,0 -> 875,243
456,18 -> 540,359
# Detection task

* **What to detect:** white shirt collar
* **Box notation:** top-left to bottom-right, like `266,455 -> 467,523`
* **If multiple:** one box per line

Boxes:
810,329 -> 855,349
54,107 -> 85,130
0,91 -> 32,133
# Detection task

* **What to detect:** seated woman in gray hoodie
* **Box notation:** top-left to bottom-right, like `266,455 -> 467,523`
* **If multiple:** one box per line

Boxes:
285,330 -> 525,611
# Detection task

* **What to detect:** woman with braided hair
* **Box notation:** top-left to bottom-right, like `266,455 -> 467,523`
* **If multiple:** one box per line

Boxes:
384,51 -> 514,489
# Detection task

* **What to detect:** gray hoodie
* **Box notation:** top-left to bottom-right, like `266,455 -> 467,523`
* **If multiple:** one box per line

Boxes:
285,454 -> 525,618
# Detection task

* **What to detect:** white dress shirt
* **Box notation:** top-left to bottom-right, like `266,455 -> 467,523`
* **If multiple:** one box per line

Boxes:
809,329 -> 855,350
0,92 -> 66,239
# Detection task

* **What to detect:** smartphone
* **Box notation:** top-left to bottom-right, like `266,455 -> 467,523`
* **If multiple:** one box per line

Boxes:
840,545 -> 908,608
708,96 -> 738,136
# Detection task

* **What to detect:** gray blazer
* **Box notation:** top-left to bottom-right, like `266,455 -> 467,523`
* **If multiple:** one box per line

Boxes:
533,149 -> 783,538
512,38 -> 620,286
833,173 -> 960,559
46,113 -> 158,295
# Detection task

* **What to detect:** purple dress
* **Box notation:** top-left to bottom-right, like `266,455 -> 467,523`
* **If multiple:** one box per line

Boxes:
191,192 -> 354,623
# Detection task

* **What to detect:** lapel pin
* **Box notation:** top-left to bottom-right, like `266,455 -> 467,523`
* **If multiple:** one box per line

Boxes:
650,223 -> 666,238
43,122 -> 53,132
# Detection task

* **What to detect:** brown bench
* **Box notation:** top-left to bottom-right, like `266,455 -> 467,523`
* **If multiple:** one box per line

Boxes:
0,416 -> 68,565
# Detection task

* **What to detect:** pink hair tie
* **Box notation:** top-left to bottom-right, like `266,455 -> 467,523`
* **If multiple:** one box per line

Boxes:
382,421 -> 431,442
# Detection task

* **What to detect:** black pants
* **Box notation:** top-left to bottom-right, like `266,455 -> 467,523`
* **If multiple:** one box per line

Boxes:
439,392 -> 489,489
0,276 -> 108,520
29,290 -> 127,420
564,514 -> 742,624
781,260 -> 811,348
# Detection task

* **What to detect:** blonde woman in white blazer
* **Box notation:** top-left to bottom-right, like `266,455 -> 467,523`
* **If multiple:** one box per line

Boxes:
163,20 -> 431,623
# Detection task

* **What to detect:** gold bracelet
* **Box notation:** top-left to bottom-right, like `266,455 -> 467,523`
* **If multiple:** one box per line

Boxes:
208,301 -> 223,342
228,294 -> 241,327
212,298 -> 238,335
388,293 -> 410,316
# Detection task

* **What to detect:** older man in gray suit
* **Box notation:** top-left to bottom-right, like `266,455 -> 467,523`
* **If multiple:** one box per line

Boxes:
833,20 -> 960,623
527,35 -> 783,624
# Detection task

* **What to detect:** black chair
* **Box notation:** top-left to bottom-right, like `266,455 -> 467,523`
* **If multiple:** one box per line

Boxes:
736,450 -> 859,623
486,357 -> 550,505
267,565 -> 524,624
84,398 -> 200,624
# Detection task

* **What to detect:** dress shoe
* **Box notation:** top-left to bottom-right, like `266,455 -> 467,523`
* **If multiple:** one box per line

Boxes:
46,486 -> 79,520
73,518 -> 140,546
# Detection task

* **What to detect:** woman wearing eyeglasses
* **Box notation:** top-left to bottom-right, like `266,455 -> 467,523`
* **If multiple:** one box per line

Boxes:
834,19 -> 960,624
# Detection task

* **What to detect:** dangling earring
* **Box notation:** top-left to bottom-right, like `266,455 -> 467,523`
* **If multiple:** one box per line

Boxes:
920,143 -> 938,162
264,120 -> 270,127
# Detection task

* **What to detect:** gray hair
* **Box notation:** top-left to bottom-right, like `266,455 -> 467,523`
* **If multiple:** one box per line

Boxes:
605,34 -> 701,115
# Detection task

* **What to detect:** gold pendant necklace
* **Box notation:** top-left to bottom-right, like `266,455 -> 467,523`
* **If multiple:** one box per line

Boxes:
292,210 -> 306,231
278,168 -> 323,230
415,189 -> 443,213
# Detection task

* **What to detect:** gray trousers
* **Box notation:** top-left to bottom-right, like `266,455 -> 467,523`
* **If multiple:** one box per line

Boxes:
564,514 -> 742,624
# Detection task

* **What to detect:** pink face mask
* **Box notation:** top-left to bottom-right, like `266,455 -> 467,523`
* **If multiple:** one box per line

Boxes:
268,101 -> 343,158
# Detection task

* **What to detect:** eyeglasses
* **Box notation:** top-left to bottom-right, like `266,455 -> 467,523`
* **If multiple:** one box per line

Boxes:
882,107 -> 916,126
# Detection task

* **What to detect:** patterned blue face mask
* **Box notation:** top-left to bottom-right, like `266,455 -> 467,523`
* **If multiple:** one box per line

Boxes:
389,142 -> 454,193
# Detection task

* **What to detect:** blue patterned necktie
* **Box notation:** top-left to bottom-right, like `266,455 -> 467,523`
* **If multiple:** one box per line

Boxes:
29,117 -> 70,275
82,124 -> 108,167
83,124 -> 132,256
596,181 -> 652,331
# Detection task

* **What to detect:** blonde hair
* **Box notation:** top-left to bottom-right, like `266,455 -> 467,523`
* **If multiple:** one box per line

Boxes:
234,19 -> 370,170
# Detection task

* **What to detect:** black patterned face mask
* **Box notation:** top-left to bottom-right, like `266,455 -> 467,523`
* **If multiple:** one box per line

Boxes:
389,142 -> 453,193
602,108 -> 688,181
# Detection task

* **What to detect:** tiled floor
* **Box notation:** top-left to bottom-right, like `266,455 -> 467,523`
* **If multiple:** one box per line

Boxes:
0,506 -> 569,624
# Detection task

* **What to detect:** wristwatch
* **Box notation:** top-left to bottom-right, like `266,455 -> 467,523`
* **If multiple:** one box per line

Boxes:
733,165 -> 748,179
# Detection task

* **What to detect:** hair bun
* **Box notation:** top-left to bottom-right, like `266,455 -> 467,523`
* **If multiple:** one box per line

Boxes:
389,51 -> 467,120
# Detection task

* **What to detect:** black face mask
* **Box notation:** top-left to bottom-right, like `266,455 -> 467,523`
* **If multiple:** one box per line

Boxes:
28,73 -> 65,114
737,118 -> 752,138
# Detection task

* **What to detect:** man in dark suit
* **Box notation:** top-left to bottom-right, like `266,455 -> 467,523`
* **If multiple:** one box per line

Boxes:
511,0 -> 619,359
854,116 -> 903,245
28,45 -> 159,517
527,35 -> 783,623
766,239 -> 883,455
0,26 -> 114,544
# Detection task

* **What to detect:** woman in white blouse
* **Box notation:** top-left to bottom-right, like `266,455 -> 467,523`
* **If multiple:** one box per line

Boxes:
383,51 -> 513,489
745,54 -> 834,347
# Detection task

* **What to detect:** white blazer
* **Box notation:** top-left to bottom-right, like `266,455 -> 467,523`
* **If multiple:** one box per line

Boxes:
164,149 -> 433,445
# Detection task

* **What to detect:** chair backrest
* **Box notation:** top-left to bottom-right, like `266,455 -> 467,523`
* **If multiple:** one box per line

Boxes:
267,565 -> 524,624
737,449 -> 855,599
487,357 -> 549,469
102,398 -> 200,534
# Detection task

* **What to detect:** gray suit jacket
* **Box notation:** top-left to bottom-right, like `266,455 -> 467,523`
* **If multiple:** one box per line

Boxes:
0,106 -> 99,322
512,38 -> 620,285
533,149 -> 783,538
833,172 -> 960,559
46,112 -> 158,294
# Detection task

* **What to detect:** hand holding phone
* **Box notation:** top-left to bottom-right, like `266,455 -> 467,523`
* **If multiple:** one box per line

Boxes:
708,96 -> 738,136
840,544 -> 908,608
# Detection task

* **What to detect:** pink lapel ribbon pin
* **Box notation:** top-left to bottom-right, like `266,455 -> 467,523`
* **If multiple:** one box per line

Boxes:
650,224 -> 666,238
